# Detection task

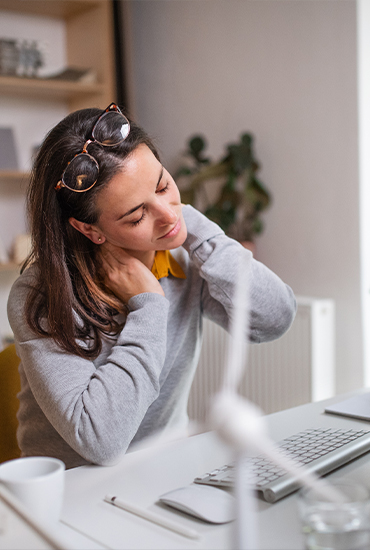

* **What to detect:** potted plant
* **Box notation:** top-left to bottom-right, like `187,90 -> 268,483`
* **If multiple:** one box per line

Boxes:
175,132 -> 271,249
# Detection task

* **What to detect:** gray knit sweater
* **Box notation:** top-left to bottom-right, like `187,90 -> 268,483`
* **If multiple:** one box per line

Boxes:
7,206 -> 296,469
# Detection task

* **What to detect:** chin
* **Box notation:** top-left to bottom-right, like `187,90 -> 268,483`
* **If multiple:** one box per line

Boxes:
164,225 -> 187,251
175,223 -> 188,248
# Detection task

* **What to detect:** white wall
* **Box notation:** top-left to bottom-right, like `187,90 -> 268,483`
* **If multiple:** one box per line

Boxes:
358,0 -> 370,386
125,0 -> 362,393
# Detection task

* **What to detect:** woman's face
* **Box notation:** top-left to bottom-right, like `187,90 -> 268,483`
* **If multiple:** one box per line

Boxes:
93,144 -> 187,256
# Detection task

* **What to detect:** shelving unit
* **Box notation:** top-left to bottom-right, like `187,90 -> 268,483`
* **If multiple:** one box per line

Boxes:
0,0 -> 116,111
0,0 -> 117,342
0,0 -> 117,177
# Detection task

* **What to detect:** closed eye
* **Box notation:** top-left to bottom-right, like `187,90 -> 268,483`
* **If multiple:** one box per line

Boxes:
130,207 -> 146,226
156,181 -> 169,194
129,171 -> 169,226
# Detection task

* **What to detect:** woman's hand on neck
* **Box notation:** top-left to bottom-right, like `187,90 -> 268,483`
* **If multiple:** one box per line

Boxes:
98,243 -> 163,303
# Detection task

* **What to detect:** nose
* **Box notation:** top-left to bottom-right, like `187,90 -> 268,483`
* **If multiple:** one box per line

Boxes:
155,201 -> 177,225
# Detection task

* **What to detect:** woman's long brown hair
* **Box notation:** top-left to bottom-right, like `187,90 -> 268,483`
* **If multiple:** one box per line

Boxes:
22,107 -> 160,359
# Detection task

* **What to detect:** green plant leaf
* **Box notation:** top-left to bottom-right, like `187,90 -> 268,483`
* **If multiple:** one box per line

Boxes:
205,203 -> 236,233
187,135 -> 210,164
241,133 -> 253,146
179,188 -> 196,205
189,135 -> 206,156
175,166 -> 193,178
226,143 -> 252,174
245,177 -> 271,209
253,218 -> 264,234
190,161 -> 229,188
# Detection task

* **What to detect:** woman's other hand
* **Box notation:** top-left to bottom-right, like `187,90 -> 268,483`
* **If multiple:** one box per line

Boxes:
99,243 -> 164,303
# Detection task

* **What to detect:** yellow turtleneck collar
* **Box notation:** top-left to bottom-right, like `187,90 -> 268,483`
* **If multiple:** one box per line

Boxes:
151,250 -> 186,280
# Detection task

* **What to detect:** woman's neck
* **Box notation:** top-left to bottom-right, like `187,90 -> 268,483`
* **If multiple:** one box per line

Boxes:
128,250 -> 156,271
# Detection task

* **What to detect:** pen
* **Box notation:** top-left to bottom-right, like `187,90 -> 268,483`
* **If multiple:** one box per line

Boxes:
104,494 -> 200,540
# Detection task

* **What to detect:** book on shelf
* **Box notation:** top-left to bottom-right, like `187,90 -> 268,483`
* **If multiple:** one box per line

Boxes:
0,128 -> 18,171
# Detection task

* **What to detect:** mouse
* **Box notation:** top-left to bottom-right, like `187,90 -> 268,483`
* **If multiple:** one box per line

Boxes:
158,484 -> 236,524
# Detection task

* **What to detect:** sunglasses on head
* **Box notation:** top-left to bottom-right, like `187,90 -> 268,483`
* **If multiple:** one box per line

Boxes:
55,103 -> 130,193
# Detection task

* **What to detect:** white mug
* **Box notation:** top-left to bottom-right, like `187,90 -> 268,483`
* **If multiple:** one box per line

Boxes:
0,456 -> 65,523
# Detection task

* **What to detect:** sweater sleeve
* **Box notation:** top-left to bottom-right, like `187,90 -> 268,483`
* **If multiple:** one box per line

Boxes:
7,273 -> 169,466
181,205 -> 296,343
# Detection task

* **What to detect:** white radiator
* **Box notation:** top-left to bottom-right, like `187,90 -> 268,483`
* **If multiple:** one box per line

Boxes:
188,296 -> 335,423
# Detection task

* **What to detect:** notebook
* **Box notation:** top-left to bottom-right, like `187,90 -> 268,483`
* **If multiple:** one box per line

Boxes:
325,392 -> 370,421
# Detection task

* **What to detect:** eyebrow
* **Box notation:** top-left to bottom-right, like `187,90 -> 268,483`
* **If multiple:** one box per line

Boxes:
116,166 -> 164,220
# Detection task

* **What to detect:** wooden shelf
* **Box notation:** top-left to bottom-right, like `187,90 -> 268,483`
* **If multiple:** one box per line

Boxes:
0,75 -> 104,101
0,262 -> 20,273
0,0 -> 101,18
0,171 -> 29,185
0,170 -> 29,179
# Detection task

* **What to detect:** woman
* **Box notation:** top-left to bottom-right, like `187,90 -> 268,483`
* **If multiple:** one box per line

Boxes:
8,104 -> 296,469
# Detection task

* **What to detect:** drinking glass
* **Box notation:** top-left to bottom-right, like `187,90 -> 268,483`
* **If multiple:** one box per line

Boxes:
298,480 -> 370,550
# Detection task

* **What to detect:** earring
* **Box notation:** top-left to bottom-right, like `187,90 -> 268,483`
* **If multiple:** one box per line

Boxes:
98,237 -> 102,243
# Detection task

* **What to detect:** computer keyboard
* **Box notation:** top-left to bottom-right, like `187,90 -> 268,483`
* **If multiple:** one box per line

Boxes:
194,427 -> 370,503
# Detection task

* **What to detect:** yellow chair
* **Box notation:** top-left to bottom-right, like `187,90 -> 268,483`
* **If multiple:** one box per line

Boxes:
0,344 -> 21,463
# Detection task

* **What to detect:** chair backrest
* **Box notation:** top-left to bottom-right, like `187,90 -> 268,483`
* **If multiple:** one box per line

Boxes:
0,344 -> 21,463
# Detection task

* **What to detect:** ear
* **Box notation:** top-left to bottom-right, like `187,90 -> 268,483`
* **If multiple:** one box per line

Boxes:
69,217 -> 106,245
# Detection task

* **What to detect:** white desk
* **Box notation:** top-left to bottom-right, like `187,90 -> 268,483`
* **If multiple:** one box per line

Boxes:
0,499 -> 103,550
59,392 -> 370,550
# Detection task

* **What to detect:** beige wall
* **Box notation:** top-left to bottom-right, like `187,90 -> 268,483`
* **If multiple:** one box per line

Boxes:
125,0 -> 361,393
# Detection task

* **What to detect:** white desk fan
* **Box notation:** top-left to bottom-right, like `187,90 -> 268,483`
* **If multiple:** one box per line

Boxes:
208,256 -> 343,549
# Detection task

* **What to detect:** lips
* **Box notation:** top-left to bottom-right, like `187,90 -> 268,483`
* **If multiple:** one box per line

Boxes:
159,219 -> 181,239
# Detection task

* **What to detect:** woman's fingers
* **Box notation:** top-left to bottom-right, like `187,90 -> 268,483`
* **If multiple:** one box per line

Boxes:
98,243 -> 164,302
